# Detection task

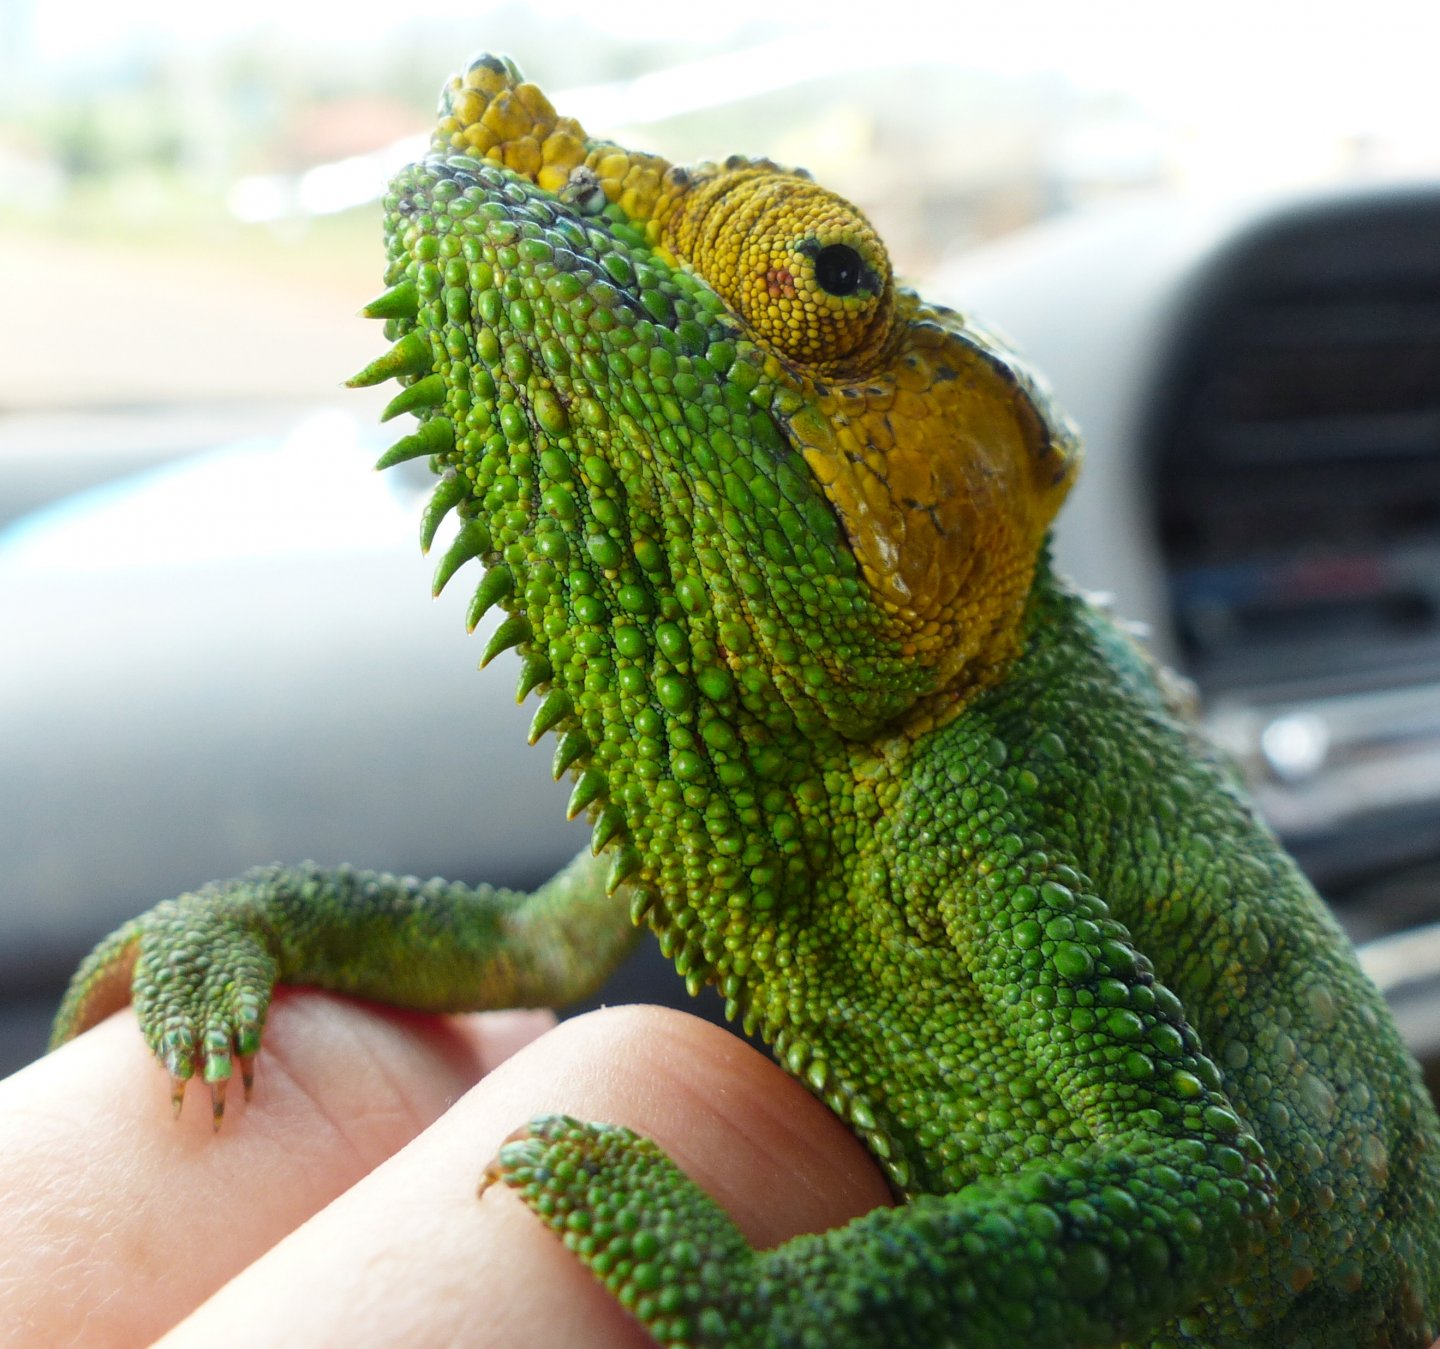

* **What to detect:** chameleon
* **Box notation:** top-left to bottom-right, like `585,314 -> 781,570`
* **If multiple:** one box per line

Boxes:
51,53 -> 1440,1348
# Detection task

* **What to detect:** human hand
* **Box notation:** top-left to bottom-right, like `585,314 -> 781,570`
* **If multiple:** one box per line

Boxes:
0,993 -> 890,1346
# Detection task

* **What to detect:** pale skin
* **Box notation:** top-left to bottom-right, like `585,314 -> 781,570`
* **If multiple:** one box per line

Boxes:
0,994 -> 890,1348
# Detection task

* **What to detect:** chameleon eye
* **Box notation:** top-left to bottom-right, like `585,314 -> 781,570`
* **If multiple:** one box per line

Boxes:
775,230 -> 889,366
659,166 -> 895,374
813,243 -> 864,297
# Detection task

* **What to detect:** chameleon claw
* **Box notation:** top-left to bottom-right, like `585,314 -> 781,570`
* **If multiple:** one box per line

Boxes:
240,1054 -> 256,1099
163,1037 -> 194,1119
200,1030 -> 235,1127
477,1118 -> 564,1199
477,1122 -> 533,1199
210,1077 -> 228,1130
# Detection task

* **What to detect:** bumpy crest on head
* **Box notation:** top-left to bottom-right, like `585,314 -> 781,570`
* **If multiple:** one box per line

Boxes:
432,53 -> 673,219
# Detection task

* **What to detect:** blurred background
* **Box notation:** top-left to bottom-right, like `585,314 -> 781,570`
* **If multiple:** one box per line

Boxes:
5,1 -> 1440,1086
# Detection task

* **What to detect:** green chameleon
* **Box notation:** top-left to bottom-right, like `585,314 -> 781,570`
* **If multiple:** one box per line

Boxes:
52,54 -> 1440,1348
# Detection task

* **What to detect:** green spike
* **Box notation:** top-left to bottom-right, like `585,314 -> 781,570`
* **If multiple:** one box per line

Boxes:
606,844 -> 642,895
360,280 -> 419,320
629,888 -> 656,924
380,373 -> 447,423
480,614 -> 530,667
466,564 -> 513,632
591,804 -> 626,856
376,416 -> 453,471
685,968 -> 708,998
432,519 -> 490,596
527,688 -> 572,744
346,332 -> 431,388
566,768 -> 606,820
420,473 -> 467,553
515,654 -> 552,702
551,729 -> 590,779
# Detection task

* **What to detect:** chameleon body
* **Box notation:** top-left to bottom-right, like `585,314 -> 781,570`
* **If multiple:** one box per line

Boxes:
52,55 -> 1440,1347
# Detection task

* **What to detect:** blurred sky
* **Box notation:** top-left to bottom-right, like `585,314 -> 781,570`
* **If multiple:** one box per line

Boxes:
14,0 -> 1440,135
4,0 -> 1440,415
7,0 -> 1440,203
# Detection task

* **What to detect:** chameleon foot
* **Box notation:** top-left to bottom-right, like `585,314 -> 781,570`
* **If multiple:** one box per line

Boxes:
52,882 -> 280,1123
484,1115 -> 758,1347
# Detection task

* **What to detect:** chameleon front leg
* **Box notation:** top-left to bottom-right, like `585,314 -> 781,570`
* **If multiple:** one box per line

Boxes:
50,849 -> 638,1118
483,860 -> 1278,1347
487,1116 -> 1265,1348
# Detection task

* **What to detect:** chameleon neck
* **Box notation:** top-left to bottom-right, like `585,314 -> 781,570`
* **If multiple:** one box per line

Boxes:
668,558 -> 1106,1042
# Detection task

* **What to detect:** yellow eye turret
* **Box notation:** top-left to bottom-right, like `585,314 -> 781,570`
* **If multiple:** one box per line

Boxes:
655,163 -> 895,376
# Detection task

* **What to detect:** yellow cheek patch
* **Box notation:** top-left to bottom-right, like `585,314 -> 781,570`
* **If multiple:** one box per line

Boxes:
790,297 -> 1079,714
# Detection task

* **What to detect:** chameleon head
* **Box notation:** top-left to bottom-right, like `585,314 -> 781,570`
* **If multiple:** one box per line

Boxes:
352,53 -> 1080,748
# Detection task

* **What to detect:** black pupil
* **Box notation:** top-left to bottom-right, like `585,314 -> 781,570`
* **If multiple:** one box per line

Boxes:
814,244 -> 864,297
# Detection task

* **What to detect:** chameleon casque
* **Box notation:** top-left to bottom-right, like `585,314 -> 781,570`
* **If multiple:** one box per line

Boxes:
51,53 -> 1440,1348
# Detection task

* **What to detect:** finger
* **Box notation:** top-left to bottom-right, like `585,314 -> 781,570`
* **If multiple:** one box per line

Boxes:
0,991 -> 553,1347
160,1004 -> 893,1348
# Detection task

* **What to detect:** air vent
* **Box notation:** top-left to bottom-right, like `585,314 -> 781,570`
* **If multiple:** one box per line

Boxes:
1153,190 -> 1440,700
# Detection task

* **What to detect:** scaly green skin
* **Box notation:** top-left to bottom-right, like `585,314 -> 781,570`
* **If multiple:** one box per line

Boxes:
53,54 -> 1439,1346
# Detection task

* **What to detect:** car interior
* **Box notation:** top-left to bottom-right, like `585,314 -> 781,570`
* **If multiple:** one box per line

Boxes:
3,26 -> 1439,1113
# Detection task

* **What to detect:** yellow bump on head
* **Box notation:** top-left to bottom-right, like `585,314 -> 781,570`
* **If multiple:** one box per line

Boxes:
433,53 -> 674,218
434,54 -> 560,153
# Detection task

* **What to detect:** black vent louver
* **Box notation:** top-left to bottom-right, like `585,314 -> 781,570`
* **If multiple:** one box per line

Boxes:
1153,190 -> 1440,700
